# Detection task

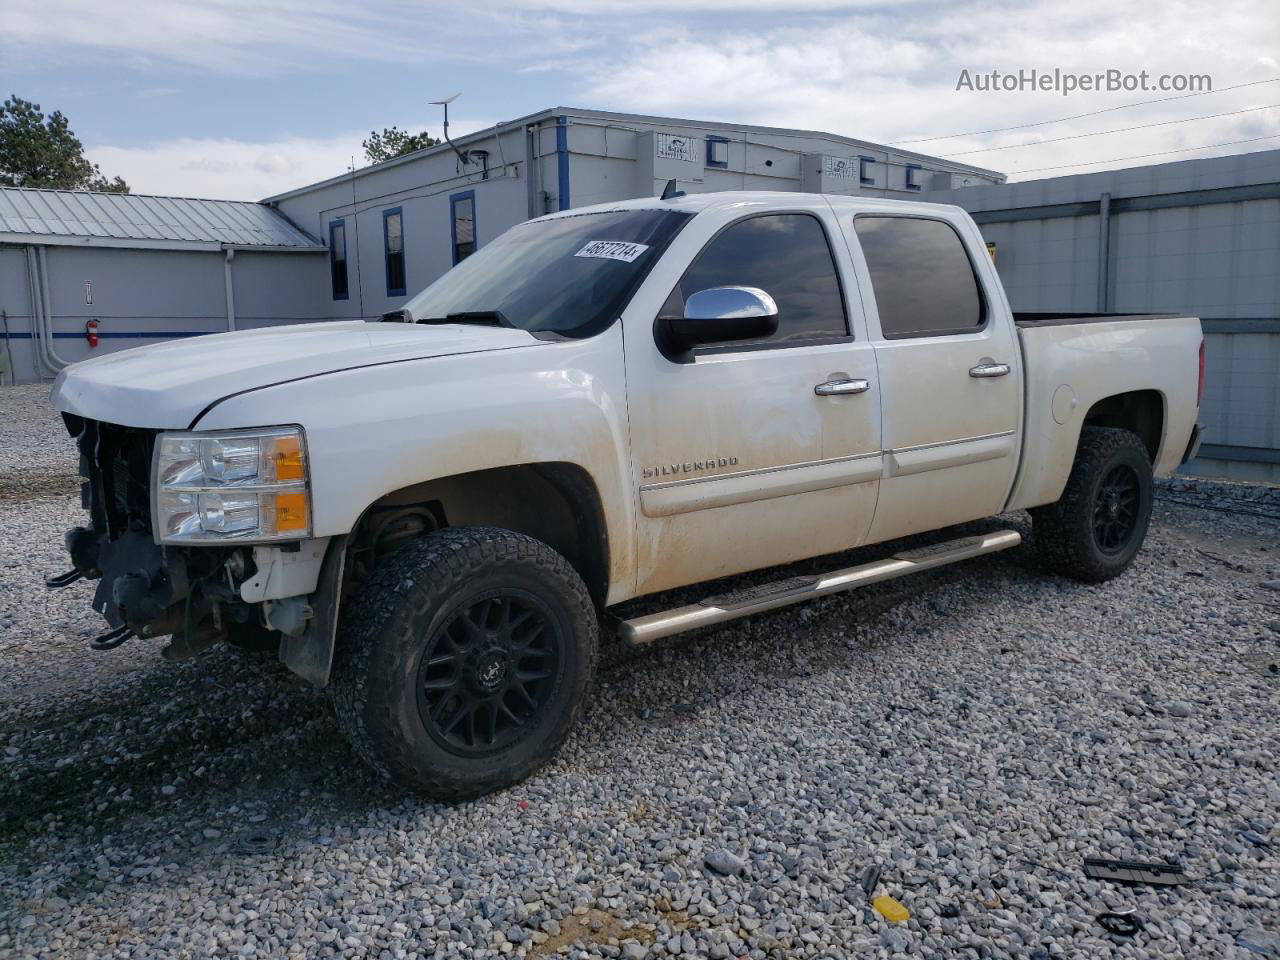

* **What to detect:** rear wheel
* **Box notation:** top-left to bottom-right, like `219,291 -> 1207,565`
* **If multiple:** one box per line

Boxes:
330,527 -> 597,801
1031,426 -> 1153,583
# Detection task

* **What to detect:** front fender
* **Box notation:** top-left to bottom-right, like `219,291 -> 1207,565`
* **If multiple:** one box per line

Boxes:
193,324 -> 637,603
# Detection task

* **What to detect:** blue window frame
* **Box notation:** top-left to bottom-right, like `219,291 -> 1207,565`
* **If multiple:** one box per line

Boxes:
859,155 -> 876,186
905,164 -> 923,192
706,135 -> 730,169
383,207 -> 405,297
328,218 -> 348,300
450,190 -> 476,265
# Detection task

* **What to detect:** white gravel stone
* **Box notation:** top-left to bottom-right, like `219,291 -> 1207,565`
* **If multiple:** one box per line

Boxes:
1,385 -> 1278,959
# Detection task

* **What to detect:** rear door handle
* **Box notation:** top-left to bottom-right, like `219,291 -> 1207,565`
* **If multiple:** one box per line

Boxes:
969,362 -> 1011,379
814,378 -> 870,396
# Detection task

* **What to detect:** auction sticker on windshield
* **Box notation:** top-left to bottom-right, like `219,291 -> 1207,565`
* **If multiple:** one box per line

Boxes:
574,240 -> 650,263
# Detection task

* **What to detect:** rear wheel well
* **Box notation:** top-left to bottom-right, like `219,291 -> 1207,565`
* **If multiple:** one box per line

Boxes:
346,463 -> 610,608
1082,390 -> 1163,462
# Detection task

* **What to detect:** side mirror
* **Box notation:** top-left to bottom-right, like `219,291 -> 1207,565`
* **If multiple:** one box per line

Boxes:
666,286 -> 778,349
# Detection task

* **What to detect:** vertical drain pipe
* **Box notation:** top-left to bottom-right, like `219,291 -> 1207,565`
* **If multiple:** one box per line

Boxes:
0,309 -> 13,385
223,247 -> 237,331
37,246 -> 74,370
25,246 -> 55,377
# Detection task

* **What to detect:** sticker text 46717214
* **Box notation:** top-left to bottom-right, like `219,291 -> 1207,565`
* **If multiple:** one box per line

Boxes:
574,240 -> 650,263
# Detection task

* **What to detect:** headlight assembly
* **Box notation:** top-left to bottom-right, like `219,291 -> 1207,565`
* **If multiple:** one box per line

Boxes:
152,427 -> 311,544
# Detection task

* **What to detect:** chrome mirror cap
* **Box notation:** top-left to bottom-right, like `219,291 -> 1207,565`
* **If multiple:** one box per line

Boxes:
683,286 -> 778,322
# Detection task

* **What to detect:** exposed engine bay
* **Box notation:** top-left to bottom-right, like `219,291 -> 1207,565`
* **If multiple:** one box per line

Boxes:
52,415 -> 275,658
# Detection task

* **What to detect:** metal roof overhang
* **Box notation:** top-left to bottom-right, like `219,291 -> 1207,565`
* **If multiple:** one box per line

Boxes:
0,233 -> 325,253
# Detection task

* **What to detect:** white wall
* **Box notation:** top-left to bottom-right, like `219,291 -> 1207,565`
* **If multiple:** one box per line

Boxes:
0,245 -> 35,385
0,244 -> 329,384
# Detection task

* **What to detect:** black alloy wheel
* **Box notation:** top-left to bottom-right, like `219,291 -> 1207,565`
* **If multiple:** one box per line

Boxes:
1092,463 -> 1142,554
416,592 -> 562,756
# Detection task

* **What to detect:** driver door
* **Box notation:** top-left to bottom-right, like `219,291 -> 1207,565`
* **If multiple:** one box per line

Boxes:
621,201 -> 883,596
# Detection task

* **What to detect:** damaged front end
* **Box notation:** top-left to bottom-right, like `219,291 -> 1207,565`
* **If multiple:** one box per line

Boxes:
50,415 -> 340,677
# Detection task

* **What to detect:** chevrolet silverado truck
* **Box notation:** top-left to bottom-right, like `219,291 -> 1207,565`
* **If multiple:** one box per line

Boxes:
48,191 -> 1204,799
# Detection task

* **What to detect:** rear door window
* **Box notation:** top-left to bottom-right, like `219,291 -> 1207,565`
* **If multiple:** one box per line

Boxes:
853,216 -> 983,338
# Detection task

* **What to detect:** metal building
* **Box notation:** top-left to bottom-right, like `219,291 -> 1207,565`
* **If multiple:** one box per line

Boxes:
262,106 -> 1006,323
0,106 -> 1004,385
924,148 -> 1280,482
0,188 -> 326,385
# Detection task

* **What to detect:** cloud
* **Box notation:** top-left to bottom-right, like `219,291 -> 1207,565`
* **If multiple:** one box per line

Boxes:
569,0 -> 1280,180
84,113 -> 502,200
9,0 -> 1279,185
85,134 -> 367,200
0,0 -> 595,74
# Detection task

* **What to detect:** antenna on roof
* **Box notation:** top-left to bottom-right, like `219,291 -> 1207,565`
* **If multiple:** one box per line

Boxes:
659,178 -> 685,200
430,93 -> 470,167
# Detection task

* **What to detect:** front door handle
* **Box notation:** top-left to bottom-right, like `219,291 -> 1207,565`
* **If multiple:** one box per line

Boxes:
969,362 -> 1011,379
814,378 -> 870,396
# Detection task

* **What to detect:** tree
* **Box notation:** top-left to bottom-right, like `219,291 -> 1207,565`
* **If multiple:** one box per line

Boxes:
0,96 -> 129,193
362,126 -> 439,164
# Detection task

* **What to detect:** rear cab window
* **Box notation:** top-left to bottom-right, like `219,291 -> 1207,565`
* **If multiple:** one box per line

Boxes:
853,216 -> 984,339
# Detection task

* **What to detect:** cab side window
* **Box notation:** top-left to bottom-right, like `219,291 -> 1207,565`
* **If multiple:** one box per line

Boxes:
672,213 -> 848,347
853,216 -> 984,338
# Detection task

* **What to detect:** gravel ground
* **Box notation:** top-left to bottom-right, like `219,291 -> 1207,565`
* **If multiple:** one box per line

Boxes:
1,384 -> 1278,959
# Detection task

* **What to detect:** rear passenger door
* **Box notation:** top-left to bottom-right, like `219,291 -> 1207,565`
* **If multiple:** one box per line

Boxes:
841,212 -> 1022,542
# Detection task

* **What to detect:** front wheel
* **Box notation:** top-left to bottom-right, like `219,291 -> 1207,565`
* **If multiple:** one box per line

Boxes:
1031,426 -> 1153,583
330,527 -> 598,801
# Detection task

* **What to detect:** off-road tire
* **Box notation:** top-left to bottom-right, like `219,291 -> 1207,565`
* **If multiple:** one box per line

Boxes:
1031,426 -> 1153,583
330,527 -> 597,801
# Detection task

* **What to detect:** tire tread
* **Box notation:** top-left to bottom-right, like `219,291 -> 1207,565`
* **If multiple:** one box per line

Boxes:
1031,426 -> 1152,583
330,527 -> 597,801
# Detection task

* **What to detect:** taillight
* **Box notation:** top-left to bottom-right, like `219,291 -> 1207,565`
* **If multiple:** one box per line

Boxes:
1196,340 -> 1205,407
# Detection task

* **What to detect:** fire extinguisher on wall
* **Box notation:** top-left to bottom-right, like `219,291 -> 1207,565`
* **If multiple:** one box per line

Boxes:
85,319 -> 99,348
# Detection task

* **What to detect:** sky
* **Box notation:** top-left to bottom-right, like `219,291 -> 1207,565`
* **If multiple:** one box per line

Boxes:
1,0 -> 1277,200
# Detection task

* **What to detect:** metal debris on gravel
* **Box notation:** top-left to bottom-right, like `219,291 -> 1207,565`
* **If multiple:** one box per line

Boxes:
2,385 -> 1278,958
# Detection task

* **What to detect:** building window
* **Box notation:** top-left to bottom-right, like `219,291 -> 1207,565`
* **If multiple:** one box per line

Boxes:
383,207 -> 405,297
706,135 -> 729,169
450,191 -> 476,264
905,164 -> 923,192
859,155 -> 876,186
328,219 -> 348,300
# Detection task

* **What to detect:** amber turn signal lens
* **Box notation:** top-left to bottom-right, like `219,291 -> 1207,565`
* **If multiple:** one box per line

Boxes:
272,491 -> 309,533
269,434 -> 306,482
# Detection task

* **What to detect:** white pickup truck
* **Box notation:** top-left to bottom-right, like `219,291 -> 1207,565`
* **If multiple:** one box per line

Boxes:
49,191 -> 1204,799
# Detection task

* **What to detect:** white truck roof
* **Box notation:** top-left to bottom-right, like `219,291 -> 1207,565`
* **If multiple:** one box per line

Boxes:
538,190 -> 964,221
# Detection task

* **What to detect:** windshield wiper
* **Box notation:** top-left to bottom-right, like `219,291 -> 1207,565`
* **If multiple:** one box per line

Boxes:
418,310 -> 511,327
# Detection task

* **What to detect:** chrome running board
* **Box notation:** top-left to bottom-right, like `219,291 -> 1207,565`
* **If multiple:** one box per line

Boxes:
619,529 -> 1022,646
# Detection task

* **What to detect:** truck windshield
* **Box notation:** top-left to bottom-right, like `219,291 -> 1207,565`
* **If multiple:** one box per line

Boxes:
404,207 -> 692,339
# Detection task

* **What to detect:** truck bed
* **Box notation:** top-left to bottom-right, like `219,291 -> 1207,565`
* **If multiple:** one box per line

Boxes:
1007,311 -> 1203,513
1013,312 -> 1190,328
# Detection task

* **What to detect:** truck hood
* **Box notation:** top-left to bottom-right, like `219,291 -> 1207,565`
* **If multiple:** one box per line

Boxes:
52,321 -> 544,429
